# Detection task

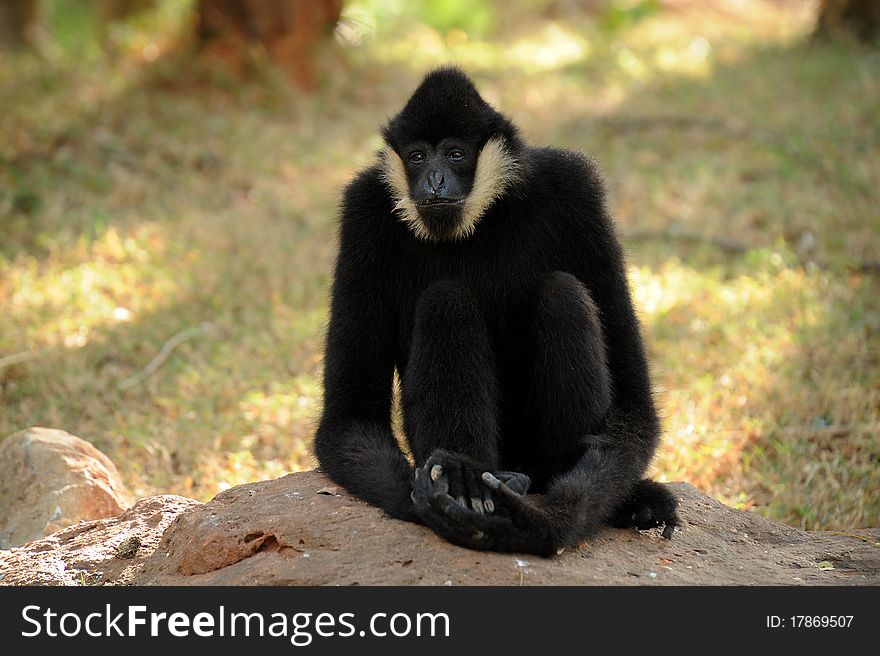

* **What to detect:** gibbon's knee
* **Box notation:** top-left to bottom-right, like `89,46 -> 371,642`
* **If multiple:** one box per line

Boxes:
532,271 -> 605,356
414,279 -> 480,328
412,280 -> 490,356
532,271 -> 599,326
408,278 -> 495,382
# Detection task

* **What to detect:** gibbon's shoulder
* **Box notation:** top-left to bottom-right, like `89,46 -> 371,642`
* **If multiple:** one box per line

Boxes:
523,146 -> 607,196
340,162 -> 394,215
518,146 -> 611,234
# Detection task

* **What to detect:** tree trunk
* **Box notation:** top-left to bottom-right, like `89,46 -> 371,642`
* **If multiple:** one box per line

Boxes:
0,0 -> 42,50
815,0 -> 880,42
195,0 -> 344,88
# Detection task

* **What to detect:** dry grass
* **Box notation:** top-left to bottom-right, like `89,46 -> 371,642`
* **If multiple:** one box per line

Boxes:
1,0 -> 877,529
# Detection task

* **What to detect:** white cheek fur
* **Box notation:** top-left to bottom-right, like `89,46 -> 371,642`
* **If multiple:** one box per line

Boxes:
380,137 -> 520,241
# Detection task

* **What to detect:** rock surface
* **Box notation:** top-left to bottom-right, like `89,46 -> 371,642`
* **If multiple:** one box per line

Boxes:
135,471 -> 879,585
0,494 -> 200,585
0,427 -> 132,548
2,470 -> 877,585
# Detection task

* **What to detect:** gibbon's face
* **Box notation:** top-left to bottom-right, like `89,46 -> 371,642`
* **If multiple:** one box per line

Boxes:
399,137 -> 476,239
380,67 -> 522,242
382,136 -> 518,242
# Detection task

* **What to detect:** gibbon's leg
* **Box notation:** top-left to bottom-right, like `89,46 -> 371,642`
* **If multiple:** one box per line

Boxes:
403,280 -> 524,514
403,280 -> 499,466
526,271 -> 612,478
524,271 -> 678,543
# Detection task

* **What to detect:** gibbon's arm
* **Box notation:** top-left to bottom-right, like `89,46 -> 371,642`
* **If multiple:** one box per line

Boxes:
572,210 -> 660,440
314,191 -> 416,522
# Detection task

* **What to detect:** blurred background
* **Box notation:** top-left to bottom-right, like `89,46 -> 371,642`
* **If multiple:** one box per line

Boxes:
1,0 -> 877,531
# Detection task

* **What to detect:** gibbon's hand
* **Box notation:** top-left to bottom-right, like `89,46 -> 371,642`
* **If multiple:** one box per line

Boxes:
410,449 -> 530,514
410,455 -> 562,556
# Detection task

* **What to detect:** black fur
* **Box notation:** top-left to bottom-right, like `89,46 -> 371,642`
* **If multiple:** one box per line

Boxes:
314,67 -> 679,555
381,67 -> 521,151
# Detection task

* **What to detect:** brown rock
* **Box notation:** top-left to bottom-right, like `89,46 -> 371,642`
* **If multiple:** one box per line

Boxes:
3,469 -> 877,586
0,494 -> 200,585
0,427 -> 132,548
133,471 -> 879,586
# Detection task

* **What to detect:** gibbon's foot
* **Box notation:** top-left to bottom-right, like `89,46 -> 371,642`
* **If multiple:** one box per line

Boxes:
607,479 -> 680,540
411,449 -> 530,514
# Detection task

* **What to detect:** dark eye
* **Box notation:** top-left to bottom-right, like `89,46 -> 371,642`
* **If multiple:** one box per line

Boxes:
408,151 -> 426,164
447,149 -> 465,161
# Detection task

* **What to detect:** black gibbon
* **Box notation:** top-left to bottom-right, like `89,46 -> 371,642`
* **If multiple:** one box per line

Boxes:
314,67 -> 678,556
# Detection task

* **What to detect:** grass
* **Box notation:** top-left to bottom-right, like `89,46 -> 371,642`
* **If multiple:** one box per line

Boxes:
1,0 -> 877,530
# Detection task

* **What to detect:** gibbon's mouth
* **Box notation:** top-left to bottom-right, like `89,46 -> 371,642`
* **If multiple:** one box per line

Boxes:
415,198 -> 465,207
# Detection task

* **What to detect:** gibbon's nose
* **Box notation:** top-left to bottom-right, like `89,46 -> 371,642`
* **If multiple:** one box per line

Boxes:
428,169 -> 445,194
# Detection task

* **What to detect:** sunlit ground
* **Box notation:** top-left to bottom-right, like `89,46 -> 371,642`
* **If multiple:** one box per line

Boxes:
1,0 -> 877,530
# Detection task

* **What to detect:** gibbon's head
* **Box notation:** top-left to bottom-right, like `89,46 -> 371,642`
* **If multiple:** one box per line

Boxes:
380,67 -> 523,242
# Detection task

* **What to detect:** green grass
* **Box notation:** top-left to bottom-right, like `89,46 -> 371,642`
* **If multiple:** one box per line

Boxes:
1,1 -> 877,530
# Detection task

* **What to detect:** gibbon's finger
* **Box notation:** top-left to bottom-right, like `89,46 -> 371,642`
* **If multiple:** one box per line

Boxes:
481,484 -> 494,514
482,472 -> 545,528
428,491 -> 503,534
428,488 -> 469,520
495,471 -> 531,496
482,472 -> 518,499
411,466 -> 433,505
481,473 -> 525,514
461,465 -> 486,513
